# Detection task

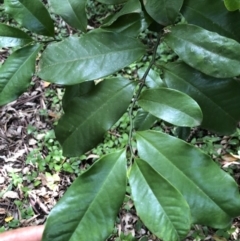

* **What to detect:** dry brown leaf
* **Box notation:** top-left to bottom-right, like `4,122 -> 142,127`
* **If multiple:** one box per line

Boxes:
48,110 -> 61,120
6,149 -> 25,162
46,173 -> 60,182
38,173 -> 47,186
230,151 -> 240,159
45,172 -> 60,191
0,208 -> 6,214
221,154 -> 240,168
42,81 -> 51,88
212,235 -> 227,241
122,212 -> 138,236
0,176 -> 5,184
5,167 -> 22,173
87,154 -> 100,159
221,154 -> 238,163
37,200 -> 49,214
29,138 -> 37,146
36,133 -> 45,140
231,226 -> 240,240
3,191 -> 19,199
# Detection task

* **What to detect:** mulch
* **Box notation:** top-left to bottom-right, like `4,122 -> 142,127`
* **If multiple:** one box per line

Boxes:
0,77 -> 69,228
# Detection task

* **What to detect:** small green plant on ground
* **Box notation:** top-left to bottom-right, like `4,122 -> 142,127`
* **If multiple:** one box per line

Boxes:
1,0 -> 240,241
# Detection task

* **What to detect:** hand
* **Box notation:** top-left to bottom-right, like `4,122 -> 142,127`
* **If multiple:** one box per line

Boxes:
0,225 -> 44,241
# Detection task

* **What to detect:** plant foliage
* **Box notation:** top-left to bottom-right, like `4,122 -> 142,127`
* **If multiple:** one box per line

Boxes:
1,0 -> 240,240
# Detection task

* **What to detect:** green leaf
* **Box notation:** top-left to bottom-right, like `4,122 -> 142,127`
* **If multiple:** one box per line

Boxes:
164,24 -> 240,78
103,0 -> 141,27
55,77 -> 135,157
174,127 -> 191,141
138,67 -> 164,88
62,81 -> 95,111
42,150 -> 127,241
136,130 -> 240,228
101,0 -> 150,37
0,44 -> 42,106
224,0 -> 240,11
4,0 -> 54,36
129,159 -> 191,241
38,31 -> 145,85
0,23 -> 32,48
96,0 -> 127,4
162,62 -> 240,134
48,0 -> 87,32
102,14 -> 147,37
138,88 -> 202,127
134,109 -> 157,131
181,0 -> 240,42
143,0 -> 183,26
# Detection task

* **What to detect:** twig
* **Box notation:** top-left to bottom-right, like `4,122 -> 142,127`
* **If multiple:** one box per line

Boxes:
12,93 -> 43,107
127,33 -> 162,164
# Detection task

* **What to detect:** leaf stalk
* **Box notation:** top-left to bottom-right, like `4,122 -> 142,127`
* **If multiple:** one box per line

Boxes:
127,32 -> 162,164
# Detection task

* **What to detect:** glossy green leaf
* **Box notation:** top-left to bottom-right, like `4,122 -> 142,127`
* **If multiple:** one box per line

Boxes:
164,24 -> 240,78
181,0 -> 240,41
42,150 -> 127,241
224,0 -> 240,11
96,0 -> 127,4
103,0 -> 141,27
136,130 -> 240,228
102,14 -> 147,37
143,0 -> 183,26
174,127 -> 191,141
148,21 -> 164,32
38,31 -> 145,85
138,67 -> 164,88
134,109 -> 157,131
0,23 -> 32,48
4,0 -> 54,36
48,0 -> 87,32
162,62 -> 240,134
0,44 -> 42,106
55,77 -> 135,157
129,159 -> 191,241
102,0 -> 150,37
138,88 -> 202,127
62,81 -> 95,111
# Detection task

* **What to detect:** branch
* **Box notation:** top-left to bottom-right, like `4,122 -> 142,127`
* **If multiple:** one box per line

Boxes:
127,32 -> 162,163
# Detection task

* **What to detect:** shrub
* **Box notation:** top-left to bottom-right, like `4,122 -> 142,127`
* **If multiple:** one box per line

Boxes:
1,0 -> 240,240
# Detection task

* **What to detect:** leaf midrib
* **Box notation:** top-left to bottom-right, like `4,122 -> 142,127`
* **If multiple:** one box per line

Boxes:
184,6 -> 237,40
66,0 -> 86,30
166,26 -> 240,64
138,132 -> 229,216
135,163 -> 180,240
69,152 -> 124,241
165,69 -> 236,123
40,46 -> 143,71
139,98 -> 198,124
18,1 -> 52,35
63,82 -> 132,145
0,45 -> 38,94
